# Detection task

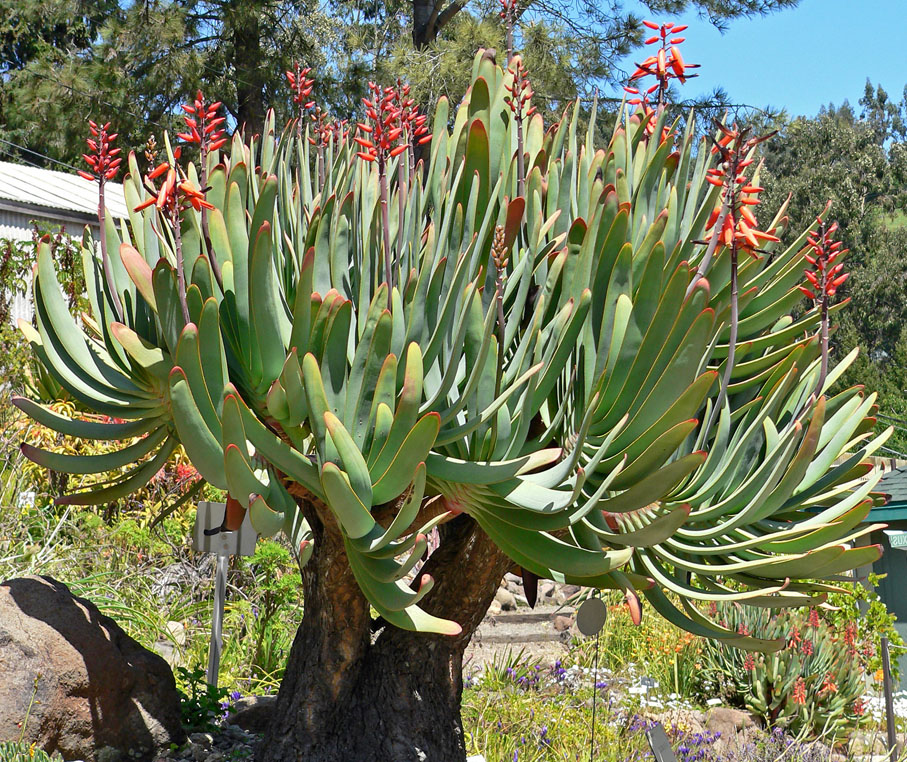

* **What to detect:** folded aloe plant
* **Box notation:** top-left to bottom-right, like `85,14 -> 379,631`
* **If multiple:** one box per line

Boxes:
17,51 -> 888,650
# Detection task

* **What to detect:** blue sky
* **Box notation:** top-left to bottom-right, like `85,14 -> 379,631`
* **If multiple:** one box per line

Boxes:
622,0 -> 905,118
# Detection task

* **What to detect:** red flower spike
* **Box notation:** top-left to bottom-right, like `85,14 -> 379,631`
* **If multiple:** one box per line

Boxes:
505,58 -> 536,125
177,90 -> 227,165
80,120 -> 121,185
287,63 -> 315,108
801,211 -> 849,305
354,79 -> 429,168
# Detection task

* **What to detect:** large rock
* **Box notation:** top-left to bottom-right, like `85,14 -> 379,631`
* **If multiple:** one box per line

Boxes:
0,576 -> 185,761
227,695 -> 277,734
705,707 -> 759,752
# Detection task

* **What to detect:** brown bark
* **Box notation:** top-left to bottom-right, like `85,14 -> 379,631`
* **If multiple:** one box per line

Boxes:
258,495 -> 509,762
411,0 -> 467,49
225,0 -> 265,137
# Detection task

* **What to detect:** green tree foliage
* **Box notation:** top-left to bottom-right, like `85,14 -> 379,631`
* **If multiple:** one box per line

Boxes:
0,0 -> 336,164
0,0 -> 799,167
760,82 -> 907,451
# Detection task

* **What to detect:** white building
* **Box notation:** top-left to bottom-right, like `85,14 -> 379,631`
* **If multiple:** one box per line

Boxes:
0,160 -> 127,322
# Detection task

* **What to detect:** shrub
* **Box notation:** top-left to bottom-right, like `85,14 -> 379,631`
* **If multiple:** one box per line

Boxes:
0,742 -> 62,762
700,604 -> 870,741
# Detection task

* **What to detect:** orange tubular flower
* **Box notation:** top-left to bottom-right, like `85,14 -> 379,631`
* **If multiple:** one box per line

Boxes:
178,91 -> 228,154
702,123 -> 780,260
286,63 -> 315,110
792,677 -> 807,705
628,21 -> 698,107
79,121 -> 122,183
820,673 -> 838,695
134,155 -> 213,214
504,59 -> 537,122
800,216 -> 849,301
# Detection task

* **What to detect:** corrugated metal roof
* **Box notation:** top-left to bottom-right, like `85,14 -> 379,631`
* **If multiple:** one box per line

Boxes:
0,161 -> 127,220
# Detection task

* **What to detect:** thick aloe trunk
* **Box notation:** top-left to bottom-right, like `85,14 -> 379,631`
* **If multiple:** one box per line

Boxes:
259,503 -> 508,761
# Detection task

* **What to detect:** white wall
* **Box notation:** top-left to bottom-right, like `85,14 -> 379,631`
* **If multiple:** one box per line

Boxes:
0,207 -> 99,325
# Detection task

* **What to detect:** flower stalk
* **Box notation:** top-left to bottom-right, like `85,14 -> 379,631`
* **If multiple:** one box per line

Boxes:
79,120 -> 124,319
135,153 -> 213,323
701,122 -> 779,429
177,91 -> 227,288
800,204 -> 848,397
505,58 -> 535,198
355,81 -> 431,306
499,0 -> 517,64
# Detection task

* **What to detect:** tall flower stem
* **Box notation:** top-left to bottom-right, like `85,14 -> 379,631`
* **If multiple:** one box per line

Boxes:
397,153 -> 407,262
198,146 -> 223,290
818,287 -> 829,396
717,238 -> 739,410
516,115 -> 525,198
378,156 -> 393,307
704,154 -> 741,435
170,203 -> 191,324
505,15 -> 514,64
686,192 -> 730,298
97,177 -> 124,320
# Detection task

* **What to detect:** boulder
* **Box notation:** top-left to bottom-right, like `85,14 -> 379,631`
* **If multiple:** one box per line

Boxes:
705,707 -> 758,752
226,696 -> 277,734
0,576 -> 185,761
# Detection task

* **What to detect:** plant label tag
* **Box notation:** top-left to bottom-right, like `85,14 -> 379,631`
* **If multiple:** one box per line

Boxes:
575,596 -> 607,636
193,501 -> 258,556
646,723 -> 677,762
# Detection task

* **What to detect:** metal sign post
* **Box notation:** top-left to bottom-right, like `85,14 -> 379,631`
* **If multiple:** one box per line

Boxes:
882,636 -> 897,758
192,502 -> 258,688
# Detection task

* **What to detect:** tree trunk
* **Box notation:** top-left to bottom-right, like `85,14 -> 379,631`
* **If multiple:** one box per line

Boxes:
412,0 -> 435,49
258,499 -> 509,761
225,0 -> 265,137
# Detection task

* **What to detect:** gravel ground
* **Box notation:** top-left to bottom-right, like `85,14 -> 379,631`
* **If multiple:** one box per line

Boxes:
151,726 -> 259,762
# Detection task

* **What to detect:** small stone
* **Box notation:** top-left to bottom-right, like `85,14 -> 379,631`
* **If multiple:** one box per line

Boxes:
166,621 -> 186,646
540,582 -> 555,599
203,754 -> 224,762
553,615 -> 573,632
494,588 -> 516,611
487,599 -> 502,616
189,733 -> 214,746
191,745 -> 208,762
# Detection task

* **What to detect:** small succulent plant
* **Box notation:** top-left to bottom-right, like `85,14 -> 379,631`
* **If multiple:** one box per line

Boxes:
0,741 -> 63,762
701,604 -> 870,740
